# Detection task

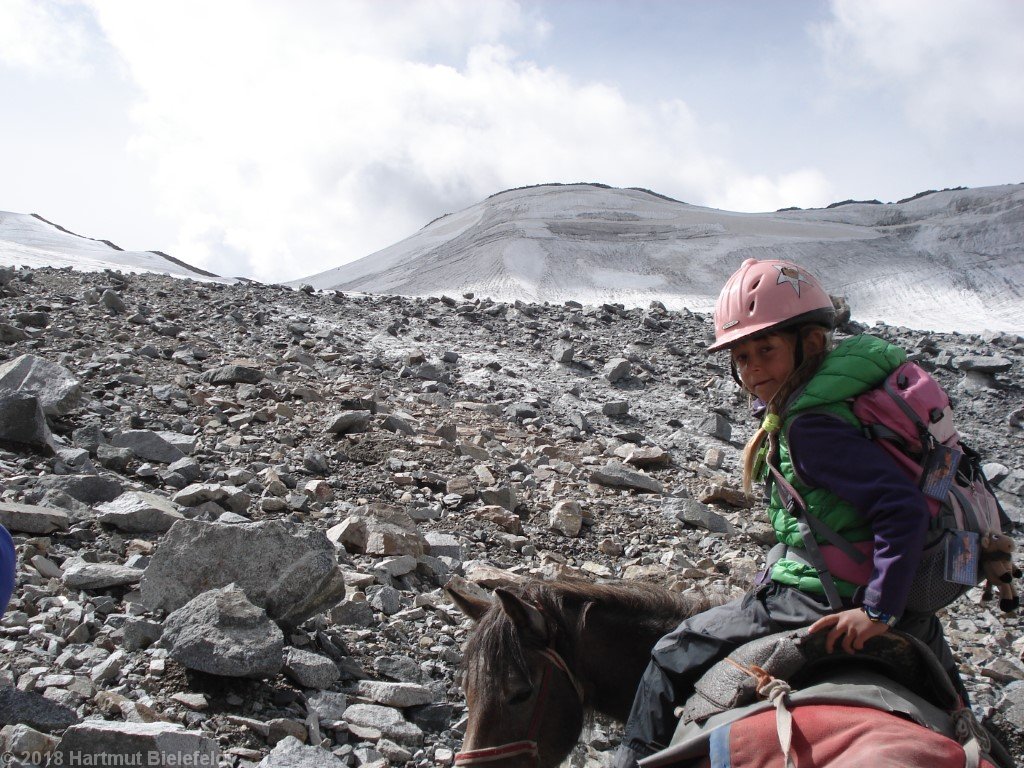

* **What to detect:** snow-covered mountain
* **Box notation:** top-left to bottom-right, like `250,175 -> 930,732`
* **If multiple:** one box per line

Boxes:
295,183 -> 1024,334
0,212 -> 228,283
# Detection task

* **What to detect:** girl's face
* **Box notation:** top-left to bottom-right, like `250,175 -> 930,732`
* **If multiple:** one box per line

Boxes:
730,332 -> 798,403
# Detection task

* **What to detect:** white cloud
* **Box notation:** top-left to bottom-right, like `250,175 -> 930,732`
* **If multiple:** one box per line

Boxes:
6,0 -> 841,282
814,0 -> 1024,132
0,0 -> 94,74
714,169 -> 833,214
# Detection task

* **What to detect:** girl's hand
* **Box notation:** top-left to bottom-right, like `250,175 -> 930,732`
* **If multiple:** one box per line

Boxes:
808,608 -> 890,654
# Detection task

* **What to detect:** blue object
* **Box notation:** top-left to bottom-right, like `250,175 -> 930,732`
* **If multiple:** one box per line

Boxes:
0,525 -> 16,618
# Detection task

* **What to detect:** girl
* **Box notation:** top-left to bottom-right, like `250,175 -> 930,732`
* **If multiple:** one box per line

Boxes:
613,257 -> 967,767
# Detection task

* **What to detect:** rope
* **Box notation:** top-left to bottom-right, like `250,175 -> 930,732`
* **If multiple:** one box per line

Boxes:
952,707 -> 990,768
723,659 -> 796,768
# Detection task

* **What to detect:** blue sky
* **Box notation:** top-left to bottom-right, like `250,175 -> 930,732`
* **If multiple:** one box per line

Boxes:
1,0 -> 1022,282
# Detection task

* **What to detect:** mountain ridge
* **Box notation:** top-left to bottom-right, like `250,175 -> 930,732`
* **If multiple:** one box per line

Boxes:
0,211 -> 229,283
294,182 -> 1024,335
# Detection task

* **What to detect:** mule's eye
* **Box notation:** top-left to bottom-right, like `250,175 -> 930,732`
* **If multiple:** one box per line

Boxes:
508,686 -> 532,705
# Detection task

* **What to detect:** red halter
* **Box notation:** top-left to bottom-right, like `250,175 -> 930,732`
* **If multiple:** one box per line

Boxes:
454,647 -> 584,766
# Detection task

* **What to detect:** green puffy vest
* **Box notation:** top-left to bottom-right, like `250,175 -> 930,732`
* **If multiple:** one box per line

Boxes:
767,335 -> 907,596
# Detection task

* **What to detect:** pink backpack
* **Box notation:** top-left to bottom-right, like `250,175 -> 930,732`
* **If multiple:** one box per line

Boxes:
851,362 -> 1005,612
769,361 -> 1007,613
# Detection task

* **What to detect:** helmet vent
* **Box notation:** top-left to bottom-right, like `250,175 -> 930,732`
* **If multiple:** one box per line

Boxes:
747,300 -> 756,314
750,277 -> 762,290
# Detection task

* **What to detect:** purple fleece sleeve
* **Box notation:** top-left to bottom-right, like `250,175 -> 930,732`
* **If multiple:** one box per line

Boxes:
787,412 -> 929,616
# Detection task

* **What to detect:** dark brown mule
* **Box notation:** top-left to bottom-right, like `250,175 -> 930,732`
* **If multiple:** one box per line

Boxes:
447,577 -> 716,768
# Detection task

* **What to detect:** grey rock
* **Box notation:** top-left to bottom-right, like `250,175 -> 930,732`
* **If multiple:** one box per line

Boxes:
604,358 -> 631,383
0,686 -> 79,731
953,355 -> 1013,374
34,474 -> 123,504
369,585 -> 403,615
72,423 -> 106,452
0,723 -> 58,758
0,323 -> 28,342
54,719 -> 218,766
0,354 -> 82,416
141,519 -> 346,627
110,430 -> 186,464
663,497 -> 737,534
602,400 -> 629,416
100,289 -> 127,314
700,412 -> 732,442
167,457 -> 204,483
62,560 -> 144,590
329,504 -> 427,557
373,656 -> 426,684
0,393 -> 54,449
96,443 -> 134,471
329,600 -> 375,627
96,491 -> 185,533
255,736 -> 347,768
171,483 -> 229,506
423,532 -> 464,561
590,462 -> 663,494
478,485 -> 518,512
326,410 -> 372,435
0,502 -> 70,534
162,584 -> 284,678
304,691 -> 348,723
552,342 -> 574,363
199,364 -> 264,385
283,647 -> 340,689
122,618 -> 163,651
1001,469 -> 1024,497
380,414 -> 416,435
356,681 -> 433,708
342,703 -> 424,744
91,650 -> 126,684
407,703 -> 456,733
549,500 -> 583,537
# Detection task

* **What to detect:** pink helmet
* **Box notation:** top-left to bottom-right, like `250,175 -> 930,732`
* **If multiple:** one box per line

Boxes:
707,258 -> 835,352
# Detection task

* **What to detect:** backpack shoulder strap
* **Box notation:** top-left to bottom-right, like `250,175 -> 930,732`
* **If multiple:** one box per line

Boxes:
765,464 -> 861,611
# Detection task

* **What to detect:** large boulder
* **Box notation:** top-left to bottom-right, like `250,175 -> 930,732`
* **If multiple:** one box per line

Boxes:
53,720 -> 218,767
140,519 -> 346,627
96,491 -> 185,533
0,687 -> 79,732
0,393 -> 54,450
162,584 -> 284,678
0,502 -> 70,535
0,354 -> 81,416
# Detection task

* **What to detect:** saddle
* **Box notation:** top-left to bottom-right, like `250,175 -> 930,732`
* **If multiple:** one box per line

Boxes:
640,628 -> 1000,768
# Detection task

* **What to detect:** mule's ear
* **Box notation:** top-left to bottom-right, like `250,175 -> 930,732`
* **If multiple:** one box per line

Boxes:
445,578 -> 493,622
495,588 -> 548,644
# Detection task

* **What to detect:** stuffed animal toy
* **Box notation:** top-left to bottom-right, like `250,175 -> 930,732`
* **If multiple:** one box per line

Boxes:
980,532 -> 1021,613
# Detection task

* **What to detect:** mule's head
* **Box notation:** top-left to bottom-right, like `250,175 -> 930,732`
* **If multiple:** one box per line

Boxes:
448,583 -> 586,768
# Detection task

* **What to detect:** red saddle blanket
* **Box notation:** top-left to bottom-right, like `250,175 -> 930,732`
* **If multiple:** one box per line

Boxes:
690,704 -> 994,768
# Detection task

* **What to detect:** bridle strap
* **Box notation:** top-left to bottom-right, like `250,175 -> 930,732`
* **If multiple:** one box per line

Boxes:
536,647 -> 585,700
454,741 -> 538,765
454,646 -> 584,766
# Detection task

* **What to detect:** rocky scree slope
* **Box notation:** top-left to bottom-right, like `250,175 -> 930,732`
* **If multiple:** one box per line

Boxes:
0,266 -> 1022,767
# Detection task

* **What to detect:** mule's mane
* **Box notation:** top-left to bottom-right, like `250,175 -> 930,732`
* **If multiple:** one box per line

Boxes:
460,578 -> 710,698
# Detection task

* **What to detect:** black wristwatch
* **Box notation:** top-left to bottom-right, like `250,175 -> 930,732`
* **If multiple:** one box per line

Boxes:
862,606 -> 899,627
